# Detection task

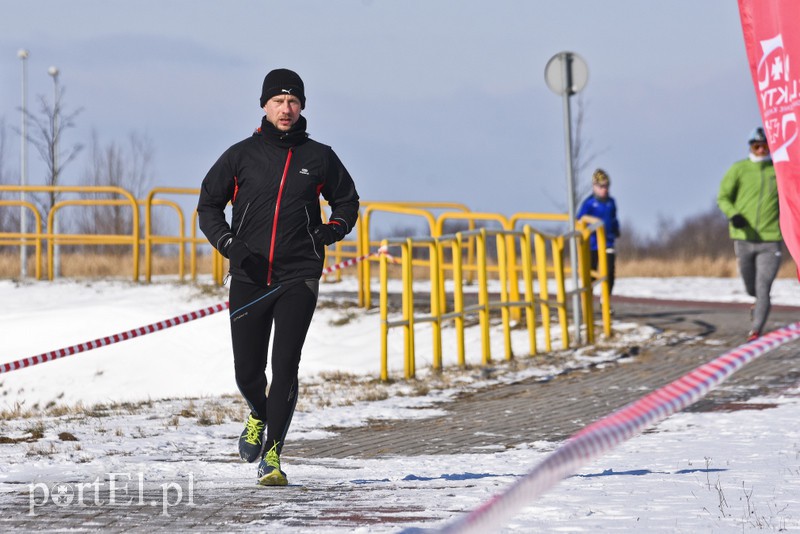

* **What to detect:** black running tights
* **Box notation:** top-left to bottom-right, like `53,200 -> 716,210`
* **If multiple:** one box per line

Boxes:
228,278 -> 318,454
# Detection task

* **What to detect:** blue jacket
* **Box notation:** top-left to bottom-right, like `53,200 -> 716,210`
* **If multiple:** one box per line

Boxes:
577,194 -> 620,251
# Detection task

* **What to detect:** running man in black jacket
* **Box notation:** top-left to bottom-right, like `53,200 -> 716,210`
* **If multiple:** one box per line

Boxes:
197,68 -> 359,486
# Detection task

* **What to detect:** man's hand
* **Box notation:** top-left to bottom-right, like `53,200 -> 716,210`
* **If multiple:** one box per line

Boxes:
730,214 -> 747,229
241,253 -> 270,287
221,237 -> 250,267
222,237 -> 269,286
312,223 -> 346,246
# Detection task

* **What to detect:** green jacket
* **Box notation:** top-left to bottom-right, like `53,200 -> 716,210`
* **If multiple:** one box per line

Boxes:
717,158 -> 782,242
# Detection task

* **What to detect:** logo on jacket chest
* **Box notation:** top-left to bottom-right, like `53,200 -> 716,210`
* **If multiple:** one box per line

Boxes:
299,168 -> 310,175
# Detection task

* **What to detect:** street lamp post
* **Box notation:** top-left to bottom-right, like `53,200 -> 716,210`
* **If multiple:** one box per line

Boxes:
17,49 -> 29,278
48,65 -> 60,278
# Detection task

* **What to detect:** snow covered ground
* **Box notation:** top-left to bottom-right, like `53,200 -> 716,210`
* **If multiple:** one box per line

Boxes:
1,275 -> 799,532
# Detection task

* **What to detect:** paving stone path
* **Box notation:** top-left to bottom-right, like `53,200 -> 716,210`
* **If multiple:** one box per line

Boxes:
3,297 -> 799,532
290,298 -> 800,459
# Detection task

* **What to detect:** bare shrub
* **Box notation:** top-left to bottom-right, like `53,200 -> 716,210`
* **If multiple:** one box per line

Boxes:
58,431 -> 78,441
616,202 -> 797,277
617,203 -> 731,261
77,131 -> 169,255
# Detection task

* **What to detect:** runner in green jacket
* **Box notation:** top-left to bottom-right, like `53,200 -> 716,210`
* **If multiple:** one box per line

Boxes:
717,127 -> 783,341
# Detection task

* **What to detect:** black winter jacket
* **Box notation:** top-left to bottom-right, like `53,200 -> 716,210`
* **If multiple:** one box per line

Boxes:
197,116 -> 360,285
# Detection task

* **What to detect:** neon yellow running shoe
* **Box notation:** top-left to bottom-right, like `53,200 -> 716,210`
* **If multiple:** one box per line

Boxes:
257,441 -> 288,486
238,414 -> 265,463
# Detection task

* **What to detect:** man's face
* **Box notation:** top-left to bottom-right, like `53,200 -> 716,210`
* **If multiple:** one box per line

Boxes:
750,141 -> 770,157
264,94 -> 302,131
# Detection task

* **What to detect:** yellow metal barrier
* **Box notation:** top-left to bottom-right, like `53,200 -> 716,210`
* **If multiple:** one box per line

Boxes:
434,212 -> 508,322
433,211 -> 571,324
449,233 -> 467,365
573,229 -> 595,344
47,197 -> 185,278
0,185 -> 213,283
0,199 -> 43,279
0,185 -> 140,281
520,227 -> 538,356
379,219 -> 611,380
530,230 -> 564,351
380,237 -> 412,380
0,185 -> 372,286
508,213 -> 571,320
145,187 -> 198,282
318,200 -> 361,284
358,201 -> 476,308
187,209 -> 225,286
145,198 -> 186,279
469,227 -> 543,363
360,203 -> 437,309
47,197 -> 139,281
0,191 -> 610,354
577,216 -> 612,338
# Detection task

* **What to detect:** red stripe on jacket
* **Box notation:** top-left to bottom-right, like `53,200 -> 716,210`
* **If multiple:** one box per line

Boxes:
268,149 -> 293,285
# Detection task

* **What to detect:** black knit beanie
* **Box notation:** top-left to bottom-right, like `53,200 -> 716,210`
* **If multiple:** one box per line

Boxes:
260,68 -> 305,109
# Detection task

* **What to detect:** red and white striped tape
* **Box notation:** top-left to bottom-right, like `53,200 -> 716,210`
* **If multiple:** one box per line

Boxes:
322,246 -> 389,275
438,322 -> 800,534
1,248 -> 389,375
1,303 -> 230,375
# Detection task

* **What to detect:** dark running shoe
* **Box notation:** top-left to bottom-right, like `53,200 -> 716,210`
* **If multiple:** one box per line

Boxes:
238,414 -> 266,463
257,441 -> 288,486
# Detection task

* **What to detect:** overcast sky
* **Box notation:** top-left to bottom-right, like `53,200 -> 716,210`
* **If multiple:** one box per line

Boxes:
0,1 -> 761,237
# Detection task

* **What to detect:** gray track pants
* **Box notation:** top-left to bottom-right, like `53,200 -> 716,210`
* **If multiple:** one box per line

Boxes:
734,240 -> 782,334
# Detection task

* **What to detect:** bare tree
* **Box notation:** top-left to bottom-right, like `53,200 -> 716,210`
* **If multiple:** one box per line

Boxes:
571,95 -> 608,205
79,130 -> 157,253
544,95 -> 608,213
21,84 -> 83,219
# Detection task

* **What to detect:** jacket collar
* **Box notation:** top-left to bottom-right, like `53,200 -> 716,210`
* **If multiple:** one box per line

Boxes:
258,115 -> 309,148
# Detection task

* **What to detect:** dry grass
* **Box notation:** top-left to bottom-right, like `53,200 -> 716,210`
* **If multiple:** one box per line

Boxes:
0,252 -> 215,279
195,399 -> 244,426
617,256 -> 797,278
0,399 -> 151,420
0,251 -> 796,282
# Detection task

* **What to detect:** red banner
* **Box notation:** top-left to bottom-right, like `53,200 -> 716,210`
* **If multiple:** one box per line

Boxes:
739,1 -> 800,278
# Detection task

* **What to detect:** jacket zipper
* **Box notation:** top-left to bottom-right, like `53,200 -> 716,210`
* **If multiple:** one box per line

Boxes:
267,148 -> 293,285
755,163 -> 765,236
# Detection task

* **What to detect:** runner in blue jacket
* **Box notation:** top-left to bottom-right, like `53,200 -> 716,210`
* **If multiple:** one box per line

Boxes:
577,168 -> 620,293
